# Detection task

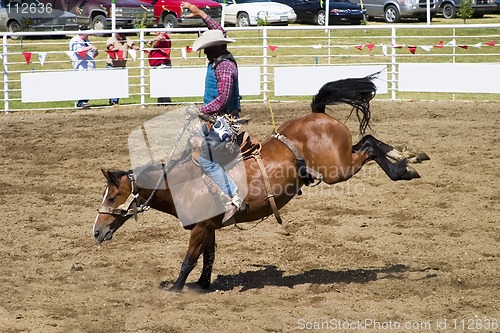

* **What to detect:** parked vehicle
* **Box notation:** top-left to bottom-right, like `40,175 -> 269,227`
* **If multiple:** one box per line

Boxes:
1,0 -> 78,38
37,0 -> 155,31
276,0 -> 365,25
144,0 -> 222,28
360,0 -> 438,23
215,0 -> 297,27
437,0 -> 497,18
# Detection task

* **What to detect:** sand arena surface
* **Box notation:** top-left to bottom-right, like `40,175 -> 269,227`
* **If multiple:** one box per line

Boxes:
0,100 -> 498,332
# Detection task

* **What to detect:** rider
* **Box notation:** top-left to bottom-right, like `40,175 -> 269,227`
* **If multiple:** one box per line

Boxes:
181,1 -> 243,224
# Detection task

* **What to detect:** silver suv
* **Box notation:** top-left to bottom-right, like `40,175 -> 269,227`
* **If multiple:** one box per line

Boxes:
361,0 -> 438,22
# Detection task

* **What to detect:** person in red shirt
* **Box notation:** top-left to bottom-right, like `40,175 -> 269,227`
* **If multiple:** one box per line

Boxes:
147,24 -> 172,104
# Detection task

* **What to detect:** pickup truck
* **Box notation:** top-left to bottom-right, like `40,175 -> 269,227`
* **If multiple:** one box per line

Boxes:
146,0 -> 222,28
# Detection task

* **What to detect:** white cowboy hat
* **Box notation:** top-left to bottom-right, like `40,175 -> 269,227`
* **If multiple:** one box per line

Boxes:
192,30 -> 235,51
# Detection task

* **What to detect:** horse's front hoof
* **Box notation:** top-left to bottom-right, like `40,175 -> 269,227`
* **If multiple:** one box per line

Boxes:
159,280 -> 183,293
195,279 -> 211,290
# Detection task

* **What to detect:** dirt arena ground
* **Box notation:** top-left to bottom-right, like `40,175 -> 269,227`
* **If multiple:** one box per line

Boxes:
0,100 -> 498,333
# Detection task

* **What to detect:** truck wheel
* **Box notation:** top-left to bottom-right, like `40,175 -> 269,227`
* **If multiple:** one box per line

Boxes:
163,14 -> 179,28
442,3 -> 455,19
8,20 -> 21,40
91,15 -> 107,31
384,5 -> 400,23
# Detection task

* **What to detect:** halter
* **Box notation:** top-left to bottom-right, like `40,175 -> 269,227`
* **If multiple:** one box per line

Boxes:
97,173 -> 149,221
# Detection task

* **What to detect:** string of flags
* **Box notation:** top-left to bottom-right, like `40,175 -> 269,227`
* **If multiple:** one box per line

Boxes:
9,39 -> 497,65
265,39 -> 497,55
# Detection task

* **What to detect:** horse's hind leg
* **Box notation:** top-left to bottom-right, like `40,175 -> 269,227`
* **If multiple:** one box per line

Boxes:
354,135 -> 420,181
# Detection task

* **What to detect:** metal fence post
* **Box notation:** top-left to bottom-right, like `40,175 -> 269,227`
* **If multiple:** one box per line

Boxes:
2,34 -> 9,113
140,29 -> 146,108
262,27 -> 268,103
391,27 -> 397,101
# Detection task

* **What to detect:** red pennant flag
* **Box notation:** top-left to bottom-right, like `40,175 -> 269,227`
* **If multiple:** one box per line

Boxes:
391,44 -> 403,49
434,40 -> 443,48
22,52 -> 32,64
268,45 -> 278,52
77,50 -> 88,58
354,45 -> 363,51
365,43 -> 375,52
117,49 -> 124,61
408,46 -> 417,54
105,50 -> 116,59
485,40 -> 495,46
186,46 -> 192,53
458,45 -> 468,50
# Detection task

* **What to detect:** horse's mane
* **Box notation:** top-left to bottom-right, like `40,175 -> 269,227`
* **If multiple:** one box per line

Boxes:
310,72 -> 379,136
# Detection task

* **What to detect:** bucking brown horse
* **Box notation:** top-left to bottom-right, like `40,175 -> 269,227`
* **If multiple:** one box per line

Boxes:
93,74 -> 426,292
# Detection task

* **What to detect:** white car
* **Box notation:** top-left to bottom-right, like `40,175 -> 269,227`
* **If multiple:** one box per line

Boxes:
219,0 -> 297,27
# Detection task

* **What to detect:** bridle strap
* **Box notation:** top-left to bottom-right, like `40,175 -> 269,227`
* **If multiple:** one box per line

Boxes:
98,173 -> 148,219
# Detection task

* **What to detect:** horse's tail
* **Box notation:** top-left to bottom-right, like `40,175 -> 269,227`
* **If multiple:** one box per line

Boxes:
310,72 -> 379,136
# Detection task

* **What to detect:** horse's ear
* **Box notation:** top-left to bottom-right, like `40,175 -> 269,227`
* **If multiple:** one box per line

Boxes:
101,168 -> 110,180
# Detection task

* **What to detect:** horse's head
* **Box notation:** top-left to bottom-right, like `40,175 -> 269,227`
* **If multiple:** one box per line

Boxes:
93,169 -> 139,244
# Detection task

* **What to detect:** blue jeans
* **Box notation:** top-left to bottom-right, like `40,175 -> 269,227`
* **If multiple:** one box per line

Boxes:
198,156 -> 238,198
106,64 -> 120,105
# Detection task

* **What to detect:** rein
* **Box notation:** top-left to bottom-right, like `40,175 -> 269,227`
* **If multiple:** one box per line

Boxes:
98,111 -> 196,221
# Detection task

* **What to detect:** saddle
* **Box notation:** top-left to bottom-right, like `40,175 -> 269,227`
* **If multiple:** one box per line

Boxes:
190,131 -> 261,165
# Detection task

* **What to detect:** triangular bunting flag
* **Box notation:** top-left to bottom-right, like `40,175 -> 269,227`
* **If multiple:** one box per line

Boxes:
434,40 -> 443,48
0,53 -> 3,60
408,46 -> 416,54
22,52 -> 32,64
181,47 -> 187,59
391,44 -> 403,49
485,40 -> 495,46
77,50 -> 88,58
381,45 -> 387,56
340,46 -> 349,50
117,49 -> 124,61
458,45 -> 468,50
128,48 -> 137,61
365,43 -> 375,52
420,45 -> 433,52
38,52 -> 47,66
105,50 -> 116,59
186,46 -> 192,53
354,45 -> 363,51
447,39 -> 456,47
472,42 -> 482,48
268,45 -> 278,52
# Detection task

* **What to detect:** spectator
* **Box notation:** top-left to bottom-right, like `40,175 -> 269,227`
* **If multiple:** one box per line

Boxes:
106,30 -> 139,106
69,25 -> 98,108
147,24 -> 172,105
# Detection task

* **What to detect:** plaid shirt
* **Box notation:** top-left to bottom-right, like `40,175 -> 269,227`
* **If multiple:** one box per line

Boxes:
199,16 -> 238,115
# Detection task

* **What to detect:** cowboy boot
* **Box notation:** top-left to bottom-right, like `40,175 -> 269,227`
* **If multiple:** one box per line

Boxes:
222,193 -> 243,225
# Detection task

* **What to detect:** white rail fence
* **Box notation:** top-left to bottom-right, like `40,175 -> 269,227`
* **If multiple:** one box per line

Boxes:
1,23 -> 500,112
